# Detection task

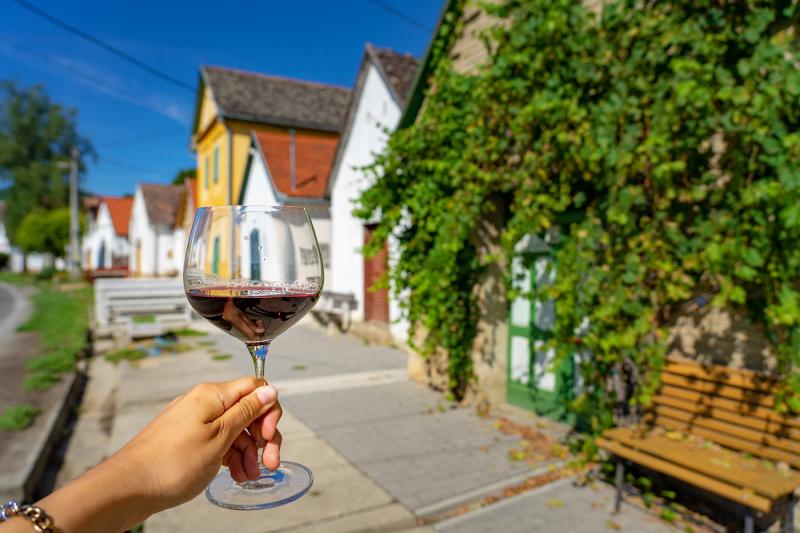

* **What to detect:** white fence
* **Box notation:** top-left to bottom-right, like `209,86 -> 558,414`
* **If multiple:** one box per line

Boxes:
94,278 -> 191,338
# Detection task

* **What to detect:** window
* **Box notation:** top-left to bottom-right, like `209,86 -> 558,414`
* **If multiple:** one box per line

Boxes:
213,145 -> 219,183
204,155 -> 210,189
249,229 -> 261,281
212,236 -> 220,275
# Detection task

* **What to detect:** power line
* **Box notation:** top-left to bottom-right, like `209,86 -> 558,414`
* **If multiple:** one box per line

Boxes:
0,36 -> 187,124
99,156 -> 162,175
11,0 -> 195,93
367,0 -> 433,33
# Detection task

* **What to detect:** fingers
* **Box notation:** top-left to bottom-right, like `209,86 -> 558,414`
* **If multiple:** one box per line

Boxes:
262,428 -> 282,471
223,447 -> 247,483
260,400 -> 283,442
217,385 -> 278,444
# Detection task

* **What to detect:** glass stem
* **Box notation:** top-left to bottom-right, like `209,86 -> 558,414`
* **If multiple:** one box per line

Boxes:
248,343 -> 270,383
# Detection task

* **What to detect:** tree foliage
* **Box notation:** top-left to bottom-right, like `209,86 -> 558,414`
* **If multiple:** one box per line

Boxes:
15,208 -> 75,258
172,167 -> 196,185
357,0 -> 800,427
0,81 -> 93,243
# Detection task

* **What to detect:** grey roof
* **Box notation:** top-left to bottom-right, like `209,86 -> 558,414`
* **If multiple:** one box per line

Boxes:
369,45 -> 419,106
201,66 -> 351,133
140,183 -> 183,227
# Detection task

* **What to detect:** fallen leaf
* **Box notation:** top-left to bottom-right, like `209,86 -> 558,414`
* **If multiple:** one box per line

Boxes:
546,498 -> 565,509
605,519 -> 621,530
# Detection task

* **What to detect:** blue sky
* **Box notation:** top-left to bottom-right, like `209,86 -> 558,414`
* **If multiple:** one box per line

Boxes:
1,0 -> 443,196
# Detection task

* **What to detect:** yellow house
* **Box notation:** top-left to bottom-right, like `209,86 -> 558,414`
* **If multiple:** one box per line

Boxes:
190,65 -> 351,208
189,65 -> 350,276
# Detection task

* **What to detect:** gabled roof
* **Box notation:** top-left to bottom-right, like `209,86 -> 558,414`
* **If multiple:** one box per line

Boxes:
186,177 -> 198,207
139,183 -> 183,227
369,44 -> 419,105
175,178 -> 197,228
240,129 -> 337,203
193,66 -> 351,136
326,44 -> 420,196
102,196 -> 134,237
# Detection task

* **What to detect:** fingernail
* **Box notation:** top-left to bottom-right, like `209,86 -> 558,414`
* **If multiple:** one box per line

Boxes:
256,386 -> 277,405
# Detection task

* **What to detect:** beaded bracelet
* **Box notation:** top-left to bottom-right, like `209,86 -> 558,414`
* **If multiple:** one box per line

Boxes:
1,501 -> 55,533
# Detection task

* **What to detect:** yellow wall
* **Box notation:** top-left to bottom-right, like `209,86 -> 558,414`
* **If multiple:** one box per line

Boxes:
196,121 -> 228,207
197,87 -> 218,138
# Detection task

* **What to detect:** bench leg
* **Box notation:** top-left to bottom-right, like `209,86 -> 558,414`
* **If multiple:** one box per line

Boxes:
744,506 -> 754,533
784,493 -> 795,533
614,460 -> 624,514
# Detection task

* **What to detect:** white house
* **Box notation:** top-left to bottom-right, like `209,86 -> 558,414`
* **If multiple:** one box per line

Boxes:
327,44 -> 418,339
238,129 -> 336,283
82,196 -> 133,275
0,202 -> 10,256
128,183 -> 184,277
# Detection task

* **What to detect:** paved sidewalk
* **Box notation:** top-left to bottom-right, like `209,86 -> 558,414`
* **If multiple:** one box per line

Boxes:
435,477 -> 675,532
57,321 -> 677,532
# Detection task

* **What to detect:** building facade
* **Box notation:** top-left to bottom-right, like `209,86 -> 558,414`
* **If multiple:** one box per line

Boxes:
128,183 -> 183,277
328,44 -> 418,340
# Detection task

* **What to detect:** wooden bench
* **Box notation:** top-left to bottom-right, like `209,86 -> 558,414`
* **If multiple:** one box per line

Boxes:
94,278 -> 192,339
597,360 -> 800,533
312,291 -> 357,330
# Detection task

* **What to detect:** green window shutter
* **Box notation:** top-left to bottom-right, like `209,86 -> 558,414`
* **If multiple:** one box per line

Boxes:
204,155 -> 210,189
213,145 -> 219,183
212,236 -> 220,275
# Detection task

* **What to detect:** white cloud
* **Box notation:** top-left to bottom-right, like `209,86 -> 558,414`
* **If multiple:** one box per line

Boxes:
0,38 -> 191,125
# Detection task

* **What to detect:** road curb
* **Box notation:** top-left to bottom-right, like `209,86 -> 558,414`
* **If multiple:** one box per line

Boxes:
9,369 -> 86,502
414,459 -> 566,521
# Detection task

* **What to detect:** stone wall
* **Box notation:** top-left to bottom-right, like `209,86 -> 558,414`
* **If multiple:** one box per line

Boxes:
667,299 -> 777,373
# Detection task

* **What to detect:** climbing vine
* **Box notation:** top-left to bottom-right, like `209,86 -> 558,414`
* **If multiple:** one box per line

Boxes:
357,0 -> 800,429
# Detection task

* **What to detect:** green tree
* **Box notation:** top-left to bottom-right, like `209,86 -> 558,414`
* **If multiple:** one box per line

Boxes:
15,208 -> 74,258
0,81 -> 93,243
358,0 -> 800,424
172,167 -> 196,185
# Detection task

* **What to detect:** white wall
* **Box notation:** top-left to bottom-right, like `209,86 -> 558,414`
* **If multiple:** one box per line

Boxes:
0,220 -> 11,255
329,63 -> 406,337
83,203 -> 129,271
241,150 -> 332,284
128,188 -> 157,276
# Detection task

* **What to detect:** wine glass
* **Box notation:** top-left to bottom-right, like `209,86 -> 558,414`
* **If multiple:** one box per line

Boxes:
183,205 -> 322,510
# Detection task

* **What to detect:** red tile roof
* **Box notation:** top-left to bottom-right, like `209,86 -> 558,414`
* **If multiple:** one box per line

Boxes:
103,196 -> 134,237
253,130 -> 337,199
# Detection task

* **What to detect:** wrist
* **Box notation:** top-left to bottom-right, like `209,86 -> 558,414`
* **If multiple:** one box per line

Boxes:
36,453 -> 159,533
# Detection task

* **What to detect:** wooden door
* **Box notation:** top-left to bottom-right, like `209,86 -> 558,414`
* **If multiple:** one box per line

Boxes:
363,224 -> 389,323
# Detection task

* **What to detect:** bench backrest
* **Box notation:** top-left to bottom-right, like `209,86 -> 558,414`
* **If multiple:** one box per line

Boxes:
94,277 -> 189,327
650,361 -> 800,469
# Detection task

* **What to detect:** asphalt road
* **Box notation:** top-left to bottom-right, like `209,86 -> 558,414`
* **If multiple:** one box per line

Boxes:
0,283 -> 14,326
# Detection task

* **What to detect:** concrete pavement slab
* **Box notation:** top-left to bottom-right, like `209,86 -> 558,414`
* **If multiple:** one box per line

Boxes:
435,477 -> 675,533
285,503 -> 420,533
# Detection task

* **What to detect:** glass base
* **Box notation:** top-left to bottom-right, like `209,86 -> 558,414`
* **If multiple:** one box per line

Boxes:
205,461 -> 313,510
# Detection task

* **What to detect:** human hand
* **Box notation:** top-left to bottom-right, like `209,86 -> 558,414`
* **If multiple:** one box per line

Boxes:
110,377 -> 282,514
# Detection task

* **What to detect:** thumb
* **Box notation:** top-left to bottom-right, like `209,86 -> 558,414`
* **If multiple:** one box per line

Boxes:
219,385 -> 277,442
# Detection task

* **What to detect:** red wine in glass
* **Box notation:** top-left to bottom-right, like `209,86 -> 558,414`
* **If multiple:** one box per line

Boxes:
186,288 -> 319,344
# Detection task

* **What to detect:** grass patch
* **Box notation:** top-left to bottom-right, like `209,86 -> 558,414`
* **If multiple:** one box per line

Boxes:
168,343 -> 193,353
132,314 -> 156,323
169,328 -> 208,337
18,281 -> 90,391
211,354 -> 233,361
104,348 -> 146,364
0,404 -> 41,431
292,364 -> 307,371
0,272 -> 35,285
197,340 -> 216,347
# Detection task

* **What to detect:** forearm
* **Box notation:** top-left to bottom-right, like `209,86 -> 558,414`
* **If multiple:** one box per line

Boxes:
2,456 -> 157,533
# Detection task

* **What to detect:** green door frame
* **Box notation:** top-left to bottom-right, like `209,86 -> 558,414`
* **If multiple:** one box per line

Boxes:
506,230 -> 576,422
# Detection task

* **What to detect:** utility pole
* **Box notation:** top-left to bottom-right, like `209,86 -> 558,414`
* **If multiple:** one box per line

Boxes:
68,147 -> 80,279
